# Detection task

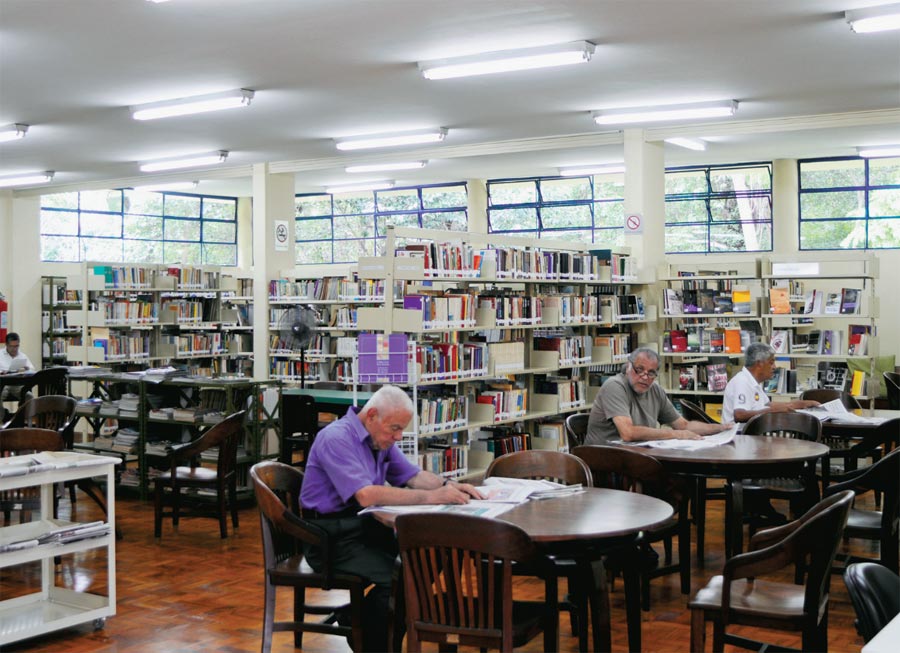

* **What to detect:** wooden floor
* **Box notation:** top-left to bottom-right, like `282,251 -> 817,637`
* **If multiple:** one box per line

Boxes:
2,486 -> 879,653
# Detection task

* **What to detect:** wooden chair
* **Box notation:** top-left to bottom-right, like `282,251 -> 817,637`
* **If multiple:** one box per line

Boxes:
1,428 -> 65,523
677,398 -> 724,563
396,511 -> 558,653
689,490 -> 854,653
154,410 -> 245,539
250,461 -> 366,653
843,562 -> 900,643
799,388 -> 861,409
824,447 -> 900,573
19,366 -> 69,398
574,445 -> 692,611
741,412 -> 823,530
564,412 -> 588,452
484,449 -> 592,645
884,371 -> 900,410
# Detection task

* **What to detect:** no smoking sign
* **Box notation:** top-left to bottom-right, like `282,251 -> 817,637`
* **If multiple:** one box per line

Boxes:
625,213 -> 644,235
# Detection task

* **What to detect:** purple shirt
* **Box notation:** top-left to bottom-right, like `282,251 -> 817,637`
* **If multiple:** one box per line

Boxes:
300,406 -> 420,513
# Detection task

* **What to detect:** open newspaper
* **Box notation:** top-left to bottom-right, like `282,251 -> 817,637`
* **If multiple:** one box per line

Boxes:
797,399 -> 887,425
622,425 -> 739,451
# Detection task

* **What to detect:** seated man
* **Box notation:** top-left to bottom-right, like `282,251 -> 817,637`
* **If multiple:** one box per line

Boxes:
300,385 -> 483,652
0,332 -> 35,418
722,342 -> 819,423
586,347 -> 732,445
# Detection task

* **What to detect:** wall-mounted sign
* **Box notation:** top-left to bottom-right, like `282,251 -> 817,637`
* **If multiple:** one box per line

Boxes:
274,220 -> 289,252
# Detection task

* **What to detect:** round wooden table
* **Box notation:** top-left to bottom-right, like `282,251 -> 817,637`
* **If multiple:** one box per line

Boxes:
620,434 -> 829,559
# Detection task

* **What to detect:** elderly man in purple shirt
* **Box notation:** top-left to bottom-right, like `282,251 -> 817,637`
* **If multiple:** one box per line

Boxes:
301,385 -> 482,652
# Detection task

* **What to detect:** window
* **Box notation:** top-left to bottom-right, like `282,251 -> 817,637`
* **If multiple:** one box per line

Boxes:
665,163 -> 773,253
295,183 -> 468,264
798,156 -> 900,250
486,174 -> 624,246
40,189 -> 238,265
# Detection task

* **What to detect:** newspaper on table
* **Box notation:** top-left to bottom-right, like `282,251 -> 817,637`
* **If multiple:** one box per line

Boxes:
797,399 -> 887,425
622,425 -> 739,451
359,502 -> 515,519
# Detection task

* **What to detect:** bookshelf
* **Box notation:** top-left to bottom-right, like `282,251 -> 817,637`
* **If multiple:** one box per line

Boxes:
40,275 -> 84,368
349,226 -> 653,478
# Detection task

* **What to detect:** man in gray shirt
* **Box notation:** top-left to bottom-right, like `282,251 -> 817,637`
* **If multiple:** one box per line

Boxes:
586,347 -> 732,444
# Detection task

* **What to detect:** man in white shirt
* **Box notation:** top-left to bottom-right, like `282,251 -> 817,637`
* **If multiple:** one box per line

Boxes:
0,332 -> 35,405
722,342 -> 819,423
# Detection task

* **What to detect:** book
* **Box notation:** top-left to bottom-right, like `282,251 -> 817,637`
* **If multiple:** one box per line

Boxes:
839,288 -> 861,315
769,287 -> 791,314
769,329 -> 789,354
731,288 -> 752,314
824,292 -> 842,315
847,324 -> 872,356
706,362 -> 728,392
850,370 -> 866,396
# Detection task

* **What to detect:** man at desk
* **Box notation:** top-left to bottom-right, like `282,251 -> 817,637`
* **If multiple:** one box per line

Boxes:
0,332 -> 35,405
722,342 -> 819,423
301,384 -> 483,652
586,347 -> 732,444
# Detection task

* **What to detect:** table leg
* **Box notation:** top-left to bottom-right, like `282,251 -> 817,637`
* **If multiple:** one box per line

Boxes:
587,558 -> 612,653
728,479 -> 745,557
623,549 -> 643,653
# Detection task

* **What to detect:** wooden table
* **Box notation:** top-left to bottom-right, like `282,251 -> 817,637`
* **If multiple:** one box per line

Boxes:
620,435 -> 829,559
378,488 -> 673,653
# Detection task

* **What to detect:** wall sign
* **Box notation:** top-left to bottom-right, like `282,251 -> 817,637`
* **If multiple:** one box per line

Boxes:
625,213 -> 644,235
274,220 -> 289,252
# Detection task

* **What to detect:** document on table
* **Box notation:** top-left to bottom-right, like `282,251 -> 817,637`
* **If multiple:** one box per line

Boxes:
798,400 -> 887,425
622,425 -> 738,450
480,477 -> 580,502
360,502 -> 515,519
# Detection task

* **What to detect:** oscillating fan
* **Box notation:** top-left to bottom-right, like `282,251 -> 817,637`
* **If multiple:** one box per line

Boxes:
277,306 -> 319,388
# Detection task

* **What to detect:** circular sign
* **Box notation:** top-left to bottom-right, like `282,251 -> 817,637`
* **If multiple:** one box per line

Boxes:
626,214 -> 642,232
275,223 -> 288,243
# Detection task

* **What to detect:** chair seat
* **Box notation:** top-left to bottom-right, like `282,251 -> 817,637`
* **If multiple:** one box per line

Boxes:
743,477 -> 806,493
269,554 -> 368,587
846,508 -> 882,534
689,575 -> 822,621
413,597 -> 545,648
164,465 -> 220,483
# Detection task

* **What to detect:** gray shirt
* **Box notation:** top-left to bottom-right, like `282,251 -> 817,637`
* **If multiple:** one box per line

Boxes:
586,373 -> 681,445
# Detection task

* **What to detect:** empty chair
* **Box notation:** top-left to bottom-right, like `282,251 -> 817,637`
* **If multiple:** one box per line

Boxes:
19,366 -> 69,398
484,449 -> 592,645
396,511 -> 558,653
800,388 -> 861,410
564,412 -> 589,451
843,562 -> 900,643
825,417 -> 899,484
154,410 -> 246,539
824,447 -> 900,573
574,445 -> 692,611
690,490 -> 854,653
250,461 -> 366,653
884,371 -> 900,410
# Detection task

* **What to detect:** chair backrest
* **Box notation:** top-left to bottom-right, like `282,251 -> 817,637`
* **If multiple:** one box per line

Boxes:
825,447 -> 900,534
844,562 -> 900,643
800,388 -> 861,410
884,372 -> 900,410
173,410 -> 246,478
743,411 -> 822,442
565,413 -> 589,450
19,367 -> 69,397
836,417 -> 900,460
0,427 -> 65,455
678,398 -> 718,424
6,396 -> 78,445
396,512 -> 543,651
484,449 -> 592,486
573,444 -> 685,507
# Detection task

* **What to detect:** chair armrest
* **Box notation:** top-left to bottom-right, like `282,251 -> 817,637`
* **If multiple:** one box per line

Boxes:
721,540 -> 795,616
167,439 -> 205,466
748,519 -> 803,551
823,470 -> 867,496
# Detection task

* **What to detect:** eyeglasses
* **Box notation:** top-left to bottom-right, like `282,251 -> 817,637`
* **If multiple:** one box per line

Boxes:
631,366 -> 659,379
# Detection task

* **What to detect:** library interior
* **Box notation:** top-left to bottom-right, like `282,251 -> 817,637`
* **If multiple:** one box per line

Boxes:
1,2 -> 899,653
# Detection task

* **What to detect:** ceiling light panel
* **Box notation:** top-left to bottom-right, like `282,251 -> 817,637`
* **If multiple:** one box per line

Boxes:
131,89 -> 254,121
665,137 -> 708,151
325,180 -> 396,194
419,41 -> 595,80
846,3 -> 900,33
0,124 -> 29,143
139,151 -> 228,172
130,181 -> 200,192
335,129 -> 447,151
593,100 -> 738,125
558,163 -> 625,177
0,171 -> 54,188
857,144 -> 900,157
345,161 -> 427,173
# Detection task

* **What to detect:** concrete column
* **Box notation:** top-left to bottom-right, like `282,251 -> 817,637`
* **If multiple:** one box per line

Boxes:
251,164 -> 296,380
623,129 -> 665,270
772,159 -> 799,255
7,196 -> 42,366
466,179 -> 488,235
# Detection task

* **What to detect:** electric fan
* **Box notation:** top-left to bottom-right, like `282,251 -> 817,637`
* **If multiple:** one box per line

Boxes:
276,306 -> 319,388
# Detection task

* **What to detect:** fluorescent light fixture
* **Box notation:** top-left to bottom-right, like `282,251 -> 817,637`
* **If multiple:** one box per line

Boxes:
0,171 -> 54,188
665,137 -> 708,151
131,89 -> 254,121
558,163 -> 625,177
325,180 -> 396,194
131,181 -> 199,192
419,41 -> 595,80
147,1 -> 172,3
0,124 -> 28,143
335,128 -> 447,151
857,144 -> 900,157
139,150 -> 228,172
593,100 -> 738,125
345,161 -> 427,173
846,2 -> 900,33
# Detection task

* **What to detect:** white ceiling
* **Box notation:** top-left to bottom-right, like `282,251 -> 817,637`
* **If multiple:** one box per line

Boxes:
1,0 -> 899,198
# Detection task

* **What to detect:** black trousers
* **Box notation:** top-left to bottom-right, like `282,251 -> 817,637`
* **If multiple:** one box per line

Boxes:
305,514 -> 398,652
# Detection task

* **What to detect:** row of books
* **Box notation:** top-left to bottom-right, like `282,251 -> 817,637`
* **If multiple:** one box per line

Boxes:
415,341 -> 488,382
769,286 -> 860,315
534,377 -> 586,409
418,395 -> 468,434
418,444 -> 467,475
475,387 -> 528,422
161,333 -> 224,356
663,287 -> 753,315
471,430 -> 530,456
593,333 -> 636,360
663,326 -> 758,354
92,334 -> 151,360
676,362 -> 729,392
403,294 -> 477,328
91,265 -> 153,288
534,335 -> 593,366
269,359 -> 321,381
770,326 -> 871,356
165,266 -> 219,290
477,295 -> 543,326
44,285 -> 82,305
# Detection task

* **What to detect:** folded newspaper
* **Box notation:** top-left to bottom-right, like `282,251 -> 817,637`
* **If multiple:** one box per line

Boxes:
798,399 -> 887,425
622,425 -> 738,451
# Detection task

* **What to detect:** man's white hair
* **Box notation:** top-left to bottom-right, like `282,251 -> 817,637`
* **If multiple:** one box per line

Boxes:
359,385 -> 414,418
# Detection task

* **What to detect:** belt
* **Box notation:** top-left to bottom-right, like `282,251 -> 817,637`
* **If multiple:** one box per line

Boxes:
304,506 -> 361,520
